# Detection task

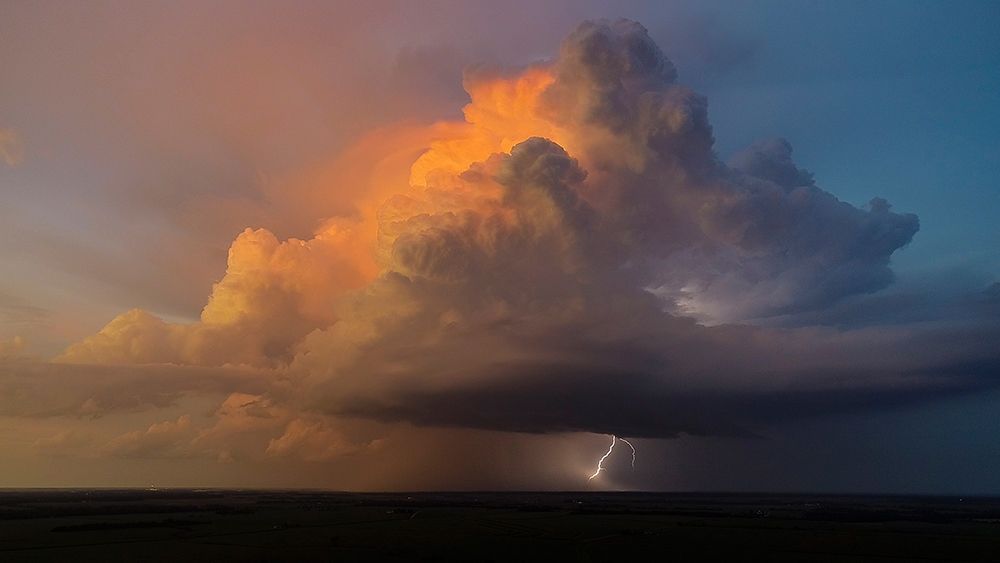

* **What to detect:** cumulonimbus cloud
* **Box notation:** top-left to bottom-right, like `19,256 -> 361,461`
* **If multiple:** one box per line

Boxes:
47,19 -> 998,441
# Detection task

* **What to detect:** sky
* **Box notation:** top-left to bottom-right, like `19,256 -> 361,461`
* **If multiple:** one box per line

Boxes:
1,0 -> 998,492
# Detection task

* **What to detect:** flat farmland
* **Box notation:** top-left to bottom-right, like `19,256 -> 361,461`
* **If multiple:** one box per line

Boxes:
2,490 -> 999,562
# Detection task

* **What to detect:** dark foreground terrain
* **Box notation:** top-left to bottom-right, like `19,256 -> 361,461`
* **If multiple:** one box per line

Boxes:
2,490 -> 1000,562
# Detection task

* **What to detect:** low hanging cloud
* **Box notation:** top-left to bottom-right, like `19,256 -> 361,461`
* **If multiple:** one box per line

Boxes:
92,392 -> 376,463
43,19 -> 997,443
102,414 -> 194,458
0,359 -> 268,419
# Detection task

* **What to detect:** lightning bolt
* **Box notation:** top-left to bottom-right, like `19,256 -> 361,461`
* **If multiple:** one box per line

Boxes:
588,435 -> 616,480
588,435 -> 637,481
619,437 -> 636,469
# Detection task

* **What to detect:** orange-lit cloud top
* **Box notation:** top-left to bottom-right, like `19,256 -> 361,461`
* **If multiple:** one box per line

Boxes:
56,19 -> 990,443
59,51 -> 569,368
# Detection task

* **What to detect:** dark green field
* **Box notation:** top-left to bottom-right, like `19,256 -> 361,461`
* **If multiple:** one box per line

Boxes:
2,490 -> 1000,561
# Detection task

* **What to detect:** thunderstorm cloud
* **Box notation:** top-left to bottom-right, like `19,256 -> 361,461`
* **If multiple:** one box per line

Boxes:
15,19 -> 997,452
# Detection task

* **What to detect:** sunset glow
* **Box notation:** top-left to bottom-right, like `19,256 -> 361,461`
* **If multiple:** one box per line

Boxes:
2,2 -> 998,495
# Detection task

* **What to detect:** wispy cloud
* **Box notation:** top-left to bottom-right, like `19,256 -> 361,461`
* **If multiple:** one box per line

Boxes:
0,128 -> 23,167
